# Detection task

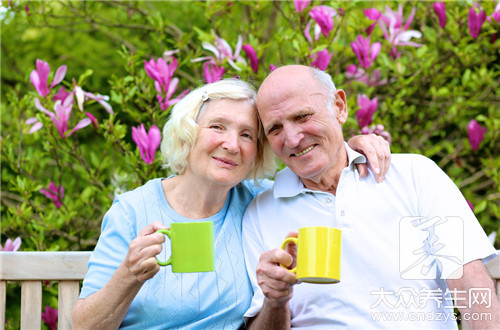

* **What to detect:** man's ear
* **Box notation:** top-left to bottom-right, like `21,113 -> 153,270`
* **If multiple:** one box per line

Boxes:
334,89 -> 348,124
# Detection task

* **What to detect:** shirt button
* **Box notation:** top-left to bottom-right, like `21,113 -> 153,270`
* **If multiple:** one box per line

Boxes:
325,198 -> 332,204
341,210 -> 345,216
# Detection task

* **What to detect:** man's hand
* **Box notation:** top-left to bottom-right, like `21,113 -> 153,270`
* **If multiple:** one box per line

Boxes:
348,134 -> 391,182
123,221 -> 166,283
256,231 -> 298,305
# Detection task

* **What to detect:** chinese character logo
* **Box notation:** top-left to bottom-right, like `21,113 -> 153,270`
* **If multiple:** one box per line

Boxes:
400,216 -> 463,279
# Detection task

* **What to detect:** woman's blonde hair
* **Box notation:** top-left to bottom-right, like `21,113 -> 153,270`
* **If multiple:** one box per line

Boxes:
161,79 -> 276,181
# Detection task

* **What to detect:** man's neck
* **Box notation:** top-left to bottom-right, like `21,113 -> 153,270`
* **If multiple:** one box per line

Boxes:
299,148 -> 349,196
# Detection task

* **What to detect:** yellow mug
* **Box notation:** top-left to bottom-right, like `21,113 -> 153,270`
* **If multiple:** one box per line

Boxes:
281,226 -> 342,284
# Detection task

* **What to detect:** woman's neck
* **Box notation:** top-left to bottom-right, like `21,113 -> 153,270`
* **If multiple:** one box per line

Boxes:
161,174 -> 231,219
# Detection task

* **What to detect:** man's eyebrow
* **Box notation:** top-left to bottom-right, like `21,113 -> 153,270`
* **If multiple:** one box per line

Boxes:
264,120 -> 280,134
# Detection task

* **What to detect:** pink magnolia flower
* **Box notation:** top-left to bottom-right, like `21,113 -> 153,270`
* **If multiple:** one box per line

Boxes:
242,44 -> 259,73
52,86 -> 71,103
346,64 -> 387,87
85,112 -> 98,130
467,119 -> 487,150
192,34 -> 246,82
294,0 -> 310,13
468,6 -> 487,38
310,49 -> 333,71
25,117 -> 43,134
304,20 -> 322,43
357,94 -> 378,128
490,1 -> 500,23
30,59 -> 67,98
132,124 -> 161,164
351,35 -> 381,69
41,306 -> 58,330
364,8 -> 381,20
309,6 -> 337,38
34,98 -> 91,138
364,8 -> 382,36
432,2 -> 446,29
82,91 -> 114,114
0,237 -> 21,251
203,62 -> 226,83
360,124 -> 391,144
40,182 -> 64,209
366,5 -> 422,58
144,57 -> 189,110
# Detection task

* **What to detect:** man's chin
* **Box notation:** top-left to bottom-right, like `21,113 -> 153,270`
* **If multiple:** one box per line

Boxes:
289,164 -> 321,181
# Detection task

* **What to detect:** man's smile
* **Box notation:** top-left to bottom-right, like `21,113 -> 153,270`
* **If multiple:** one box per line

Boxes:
292,145 -> 316,157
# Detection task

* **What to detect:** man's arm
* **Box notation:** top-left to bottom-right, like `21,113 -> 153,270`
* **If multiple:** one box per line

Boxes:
247,248 -> 297,329
447,259 -> 500,330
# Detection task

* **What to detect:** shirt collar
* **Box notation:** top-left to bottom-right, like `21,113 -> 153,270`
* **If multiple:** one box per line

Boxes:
273,142 -> 366,198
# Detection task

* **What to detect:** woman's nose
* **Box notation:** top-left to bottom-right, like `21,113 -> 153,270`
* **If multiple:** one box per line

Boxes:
222,131 -> 239,152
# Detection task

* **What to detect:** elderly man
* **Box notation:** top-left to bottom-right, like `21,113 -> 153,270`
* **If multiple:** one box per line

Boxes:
242,65 -> 498,329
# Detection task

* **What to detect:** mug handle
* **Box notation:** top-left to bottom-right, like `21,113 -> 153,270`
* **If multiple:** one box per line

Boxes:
155,229 -> 172,266
280,237 -> 297,274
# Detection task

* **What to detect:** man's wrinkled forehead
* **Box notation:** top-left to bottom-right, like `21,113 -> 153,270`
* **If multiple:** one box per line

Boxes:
256,66 -> 316,108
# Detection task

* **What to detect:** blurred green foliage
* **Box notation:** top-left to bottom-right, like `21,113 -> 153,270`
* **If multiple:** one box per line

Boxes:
1,1 -> 499,328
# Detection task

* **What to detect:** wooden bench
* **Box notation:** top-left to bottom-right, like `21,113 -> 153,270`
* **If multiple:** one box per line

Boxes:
0,251 -> 498,329
0,251 -> 91,330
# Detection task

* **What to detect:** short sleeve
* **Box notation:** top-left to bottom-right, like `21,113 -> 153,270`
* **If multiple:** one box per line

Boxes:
414,156 -> 496,273
79,200 -> 135,299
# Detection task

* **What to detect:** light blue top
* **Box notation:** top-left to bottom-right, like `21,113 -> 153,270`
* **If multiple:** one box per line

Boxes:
80,177 -> 270,329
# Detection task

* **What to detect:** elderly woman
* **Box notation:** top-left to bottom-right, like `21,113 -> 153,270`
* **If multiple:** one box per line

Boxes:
73,79 -> 389,329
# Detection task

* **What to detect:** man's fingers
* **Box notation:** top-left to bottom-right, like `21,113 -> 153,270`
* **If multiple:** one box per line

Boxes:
257,249 -> 297,283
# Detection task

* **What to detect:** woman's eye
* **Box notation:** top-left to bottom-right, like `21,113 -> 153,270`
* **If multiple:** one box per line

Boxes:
241,133 -> 253,139
210,125 -> 223,130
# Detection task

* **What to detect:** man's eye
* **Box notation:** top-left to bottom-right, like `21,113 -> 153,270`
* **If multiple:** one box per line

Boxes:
268,125 -> 279,135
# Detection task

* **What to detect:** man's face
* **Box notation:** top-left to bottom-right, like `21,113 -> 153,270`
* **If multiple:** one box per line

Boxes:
256,66 -> 348,182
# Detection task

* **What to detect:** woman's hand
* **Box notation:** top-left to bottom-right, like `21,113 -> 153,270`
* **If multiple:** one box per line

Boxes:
123,221 -> 166,283
348,134 -> 391,182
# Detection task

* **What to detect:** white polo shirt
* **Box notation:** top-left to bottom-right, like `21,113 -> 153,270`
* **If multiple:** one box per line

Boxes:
242,146 -> 496,329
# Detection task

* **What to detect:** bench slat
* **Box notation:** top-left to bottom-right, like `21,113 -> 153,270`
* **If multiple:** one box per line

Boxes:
1,252 -> 91,280
58,281 -> 80,330
0,281 -> 5,330
21,281 -> 42,330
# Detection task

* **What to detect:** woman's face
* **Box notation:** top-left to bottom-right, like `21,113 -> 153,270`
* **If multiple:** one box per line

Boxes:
186,98 -> 258,189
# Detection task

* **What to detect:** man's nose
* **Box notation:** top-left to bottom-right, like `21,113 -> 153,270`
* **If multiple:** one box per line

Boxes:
283,125 -> 303,149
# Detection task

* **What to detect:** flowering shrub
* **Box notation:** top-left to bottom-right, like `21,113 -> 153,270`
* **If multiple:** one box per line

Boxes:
1,1 -> 498,327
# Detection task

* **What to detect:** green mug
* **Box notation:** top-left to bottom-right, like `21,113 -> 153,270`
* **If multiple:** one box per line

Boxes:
155,221 -> 215,273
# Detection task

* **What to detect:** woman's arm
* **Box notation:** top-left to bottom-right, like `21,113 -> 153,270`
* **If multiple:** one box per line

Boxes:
72,221 -> 165,329
348,134 -> 391,182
